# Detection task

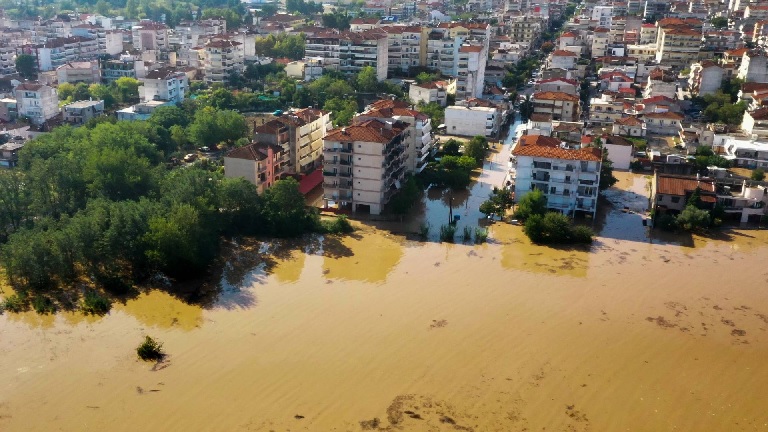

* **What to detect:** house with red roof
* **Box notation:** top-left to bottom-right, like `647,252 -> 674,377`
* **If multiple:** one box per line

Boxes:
224,142 -> 289,193
612,116 -> 647,137
534,78 -> 580,96
644,111 -> 684,135
512,135 -> 603,217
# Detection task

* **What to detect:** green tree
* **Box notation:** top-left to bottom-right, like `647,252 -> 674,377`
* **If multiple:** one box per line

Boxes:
465,135 -> 488,166
187,107 -> 248,147
415,72 -> 437,84
514,189 -> 547,220
261,178 -> 319,237
479,187 -> 513,219
442,139 -> 461,156
599,148 -> 618,191
0,169 -> 31,238
523,212 -> 593,244
114,77 -> 141,104
149,105 -> 191,129
356,66 -> 379,93
389,176 -> 420,217
15,54 -> 37,80
417,102 -> 445,126
677,205 -> 710,232
710,16 -> 728,29
88,84 -> 117,109
751,168 -> 765,181
323,97 -> 358,126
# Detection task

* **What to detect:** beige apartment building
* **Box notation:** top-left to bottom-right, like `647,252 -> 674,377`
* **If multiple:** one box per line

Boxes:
531,91 -> 580,122
254,108 -> 332,175
322,119 -> 409,215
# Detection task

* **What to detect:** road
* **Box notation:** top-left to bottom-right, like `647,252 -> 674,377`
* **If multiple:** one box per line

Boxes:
479,113 -> 526,190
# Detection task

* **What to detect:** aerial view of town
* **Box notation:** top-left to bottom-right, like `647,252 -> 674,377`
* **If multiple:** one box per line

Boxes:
1,0 -> 768,429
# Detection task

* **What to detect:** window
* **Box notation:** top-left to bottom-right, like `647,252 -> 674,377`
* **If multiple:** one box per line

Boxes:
550,187 -> 556,194
671,196 -> 680,203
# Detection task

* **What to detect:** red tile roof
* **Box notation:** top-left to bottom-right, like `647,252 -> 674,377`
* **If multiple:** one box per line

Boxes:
656,174 -> 715,197
552,49 -> 577,56
533,91 -> 579,102
645,111 -> 684,120
615,116 -> 643,126
459,45 -> 483,53
324,120 -> 405,143
513,142 -> 602,161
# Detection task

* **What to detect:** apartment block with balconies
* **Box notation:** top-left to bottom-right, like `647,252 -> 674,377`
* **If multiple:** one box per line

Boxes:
255,108 -> 332,175
203,39 -> 244,84
512,135 -> 603,217
322,119 -> 409,215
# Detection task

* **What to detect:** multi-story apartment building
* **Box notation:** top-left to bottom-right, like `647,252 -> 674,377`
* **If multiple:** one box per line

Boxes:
71,24 -> 124,55
203,39 -> 244,84
508,16 -> 543,44
688,61 -> 724,96
132,21 -> 168,51
62,100 -> 105,125
426,23 -> 489,99
590,27 -> 611,58
654,18 -> 702,67
445,98 -> 504,137
139,67 -> 188,103
591,6 -> 613,28
409,80 -> 450,106
20,36 -> 100,71
455,44 -> 487,99
741,107 -> 768,138
304,29 -> 388,80
0,44 -> 16,76
512,134 -> 603,217
644,0 -> 671,20
56,61 -> 101,84
644,67 -> 679,99
357,99 -> 434,174
14,82 -> 59,125
101,57 -> 138,83
737,49 -> 768,83
381,26 -> 426,75
531,91 -> 580,122
639,23 -> 658,45
322,119 -> 409,215
254,108 -> 332,175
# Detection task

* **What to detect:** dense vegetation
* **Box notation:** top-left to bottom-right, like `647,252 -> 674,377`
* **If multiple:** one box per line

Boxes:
515,190 -> 594,245
0,104 -> 340,314
137,336 -> 165,361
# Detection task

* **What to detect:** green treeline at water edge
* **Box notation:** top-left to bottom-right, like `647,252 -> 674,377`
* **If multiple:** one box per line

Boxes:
0,117 -> 340,302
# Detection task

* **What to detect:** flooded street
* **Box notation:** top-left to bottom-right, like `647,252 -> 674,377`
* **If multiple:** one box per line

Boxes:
3,133 -> 768,430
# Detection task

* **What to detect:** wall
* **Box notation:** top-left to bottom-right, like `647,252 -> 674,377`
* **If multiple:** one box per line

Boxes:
604,143 -> 633,170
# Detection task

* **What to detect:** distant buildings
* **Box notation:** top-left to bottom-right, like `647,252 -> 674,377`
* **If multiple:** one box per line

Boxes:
15,82 -> 58,125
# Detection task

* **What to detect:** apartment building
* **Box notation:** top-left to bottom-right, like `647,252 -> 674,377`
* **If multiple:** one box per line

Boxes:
56,61 -> 100,84
322,119 -> 409,215
426,23 -> 489,100
71,24 -> 123,55
224,142 -> 290,193
0,44 -> 16,76
531,91 -> 580,122
21,36 -> 100,71
14,82 -> 59,125
654,18 -> 702,67
381,25 -> 426,74
591,5 -> 613,28
589,94 -> 626,126
644,68 -> 679,99
203,39 -> 244,84
644,111 -> 684,135
549,50 -> 578,70
445,99 -> 502,137
132,21 -> 169,51
689,61 -> 724,96
512,134 -> 603,217
590,27 -> 611,58
737,50 -> 768,83
508,16 -> 543,44
534,78 -> 579,96
62,100 -> 105,125
741,107 -> 768,138
139,67 -> 188,103
455,44 -> 487,99
357,99 -> 434,174
639,23 -> 658,45
304,29 -> 388,80
254,108 -> 332,175
101,57 -> 139,83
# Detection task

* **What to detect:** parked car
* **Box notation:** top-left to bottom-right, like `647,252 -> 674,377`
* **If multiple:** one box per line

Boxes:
183,153 -> 197,163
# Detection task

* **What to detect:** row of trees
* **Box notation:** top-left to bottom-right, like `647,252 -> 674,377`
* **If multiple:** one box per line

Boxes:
0,113 -> 336,310
253,34 -> 306,61
515,190 -> 594,244
57,77 -> 141,109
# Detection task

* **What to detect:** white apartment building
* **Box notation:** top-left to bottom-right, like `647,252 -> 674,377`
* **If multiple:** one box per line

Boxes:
737,50 -> 768,83
381,25 -> 425,75
71,24 -> 124,55
741,107 -> 768,138
591,6 -> 613,28
512,134 -> 603,217
357,99 -> 435,173
322,119 -> 409,215
590,28 -> 611,58
203,39 -> 244,84
426,23 -> 489,100
445,104 -> 498,137
0,44 -> 16,76
22,36 -> 100,71
14,82 -> 59,125
689,61 -> 724,96
139,67 -> 188,103
456,44 -> 487,99
304,30 -> 388,80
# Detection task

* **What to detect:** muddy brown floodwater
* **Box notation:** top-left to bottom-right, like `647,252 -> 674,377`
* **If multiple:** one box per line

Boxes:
2,172 -> 768,432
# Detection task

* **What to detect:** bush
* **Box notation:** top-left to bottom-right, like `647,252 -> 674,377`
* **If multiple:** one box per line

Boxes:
321,215 -> 354,234
137,336 -> 165,361
81,290 -> 112,315
474,227 -> 488,244
677,205 -> 710,231
2,294 -> 27,313
523,212 -> 593,244
656,214 -> 678,231
751,168 -> 765,181
514,189 -> 547,220
419,222 -> 430,240
32,295 -> 56,314
462,225 -> 472,242
439,224 -> 456,243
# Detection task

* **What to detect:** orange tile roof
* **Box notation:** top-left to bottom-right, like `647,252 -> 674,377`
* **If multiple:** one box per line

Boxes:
645,111 -> 684,120
533,91 -> 579,102
656,174 -> 715,197
324,120 -> 405,143
517,134 -> 561,147
459,45 -> 483,53
615,116 -> 643,126
552,49 -> 577,56
513,142 -> 602,161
